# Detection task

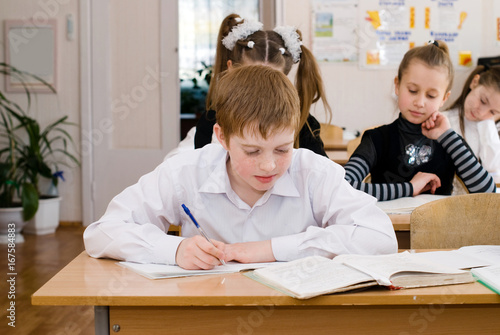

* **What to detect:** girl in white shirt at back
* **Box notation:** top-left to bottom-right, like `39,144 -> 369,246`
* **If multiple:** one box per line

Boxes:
443,64 -> 500,185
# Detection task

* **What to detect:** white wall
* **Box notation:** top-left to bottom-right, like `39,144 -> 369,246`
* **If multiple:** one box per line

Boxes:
1,0 -> 81,222
283,0 -> 500,134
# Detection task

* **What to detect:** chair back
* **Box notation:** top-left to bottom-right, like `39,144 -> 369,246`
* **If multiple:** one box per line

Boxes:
410,193 -> 500,249
320,123 -> 343,141
346,126 -> 378,157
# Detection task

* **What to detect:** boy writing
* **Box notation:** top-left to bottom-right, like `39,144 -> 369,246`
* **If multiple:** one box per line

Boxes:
84,65 -> 397,270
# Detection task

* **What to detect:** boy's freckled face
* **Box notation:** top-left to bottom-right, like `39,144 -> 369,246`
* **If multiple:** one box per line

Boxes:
225,126 -> 295,198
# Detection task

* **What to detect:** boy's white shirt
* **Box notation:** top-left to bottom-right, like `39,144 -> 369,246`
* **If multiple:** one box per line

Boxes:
445,108 -> 500,178
84,144 -> 397,265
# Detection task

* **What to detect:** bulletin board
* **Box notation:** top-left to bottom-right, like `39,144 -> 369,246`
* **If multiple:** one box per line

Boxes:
4,19 -> 57,92
311,0 -> 359,62
311,0 -> 481,71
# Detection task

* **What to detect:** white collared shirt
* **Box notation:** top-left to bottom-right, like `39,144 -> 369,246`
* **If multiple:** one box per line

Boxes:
84,144 -> 397,265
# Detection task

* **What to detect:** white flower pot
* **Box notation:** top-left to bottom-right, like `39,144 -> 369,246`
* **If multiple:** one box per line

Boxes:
0,207 -> 27,244
23,196 -> 62,235
0,207 -> 27,233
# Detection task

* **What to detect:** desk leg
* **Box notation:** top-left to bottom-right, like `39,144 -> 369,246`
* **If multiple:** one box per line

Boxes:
95,306 -> 110,335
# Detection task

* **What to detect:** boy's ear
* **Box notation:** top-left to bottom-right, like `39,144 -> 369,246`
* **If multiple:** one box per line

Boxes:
214,123 -> 229,150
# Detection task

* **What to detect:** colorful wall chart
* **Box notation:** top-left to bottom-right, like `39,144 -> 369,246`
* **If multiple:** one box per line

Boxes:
310,0 -> 482,70
358,0 -> 481,70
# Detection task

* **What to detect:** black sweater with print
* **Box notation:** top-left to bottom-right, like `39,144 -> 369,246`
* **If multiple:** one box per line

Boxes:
344,114 -> 496,201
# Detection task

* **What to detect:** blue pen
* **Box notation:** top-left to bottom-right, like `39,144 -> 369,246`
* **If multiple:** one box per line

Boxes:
181,204 -> 226,265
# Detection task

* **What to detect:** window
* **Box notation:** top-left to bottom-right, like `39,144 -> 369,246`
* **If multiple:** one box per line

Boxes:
178,1 -> 260,139
179,0 -> 260,85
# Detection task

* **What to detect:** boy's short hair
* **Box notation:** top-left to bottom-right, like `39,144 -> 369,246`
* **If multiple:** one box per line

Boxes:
212,65 -> 301,146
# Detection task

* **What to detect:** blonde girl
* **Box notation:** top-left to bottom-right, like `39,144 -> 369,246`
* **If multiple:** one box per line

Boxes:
344,41 -> 496,201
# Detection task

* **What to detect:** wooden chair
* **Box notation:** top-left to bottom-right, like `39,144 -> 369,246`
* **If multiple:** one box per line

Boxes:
168,225 -> 181,236
410,193 -> 500,249
346,126 -> 378,157
320,123 -> 343,141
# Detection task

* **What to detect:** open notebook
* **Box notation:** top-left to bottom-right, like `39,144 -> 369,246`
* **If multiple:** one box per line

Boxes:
376,194 -> 448,214
118,261 -> 277,279
246,251 -> 474,299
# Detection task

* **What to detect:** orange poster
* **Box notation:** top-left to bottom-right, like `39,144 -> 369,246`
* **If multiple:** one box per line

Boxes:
497,18 -> 500,41
410,7 -> 415,29
425,7 -> 430,29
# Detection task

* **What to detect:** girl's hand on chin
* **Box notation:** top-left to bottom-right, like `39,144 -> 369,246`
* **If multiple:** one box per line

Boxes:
421,111 -> 450,140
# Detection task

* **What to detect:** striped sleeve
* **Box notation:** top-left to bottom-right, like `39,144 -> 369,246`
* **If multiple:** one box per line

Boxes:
344,155 -> 413,201
438,129 -> 496,193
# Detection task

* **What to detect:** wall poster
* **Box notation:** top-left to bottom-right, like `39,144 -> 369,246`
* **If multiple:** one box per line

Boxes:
311,0 -> 359,62
357,0 -> 481,70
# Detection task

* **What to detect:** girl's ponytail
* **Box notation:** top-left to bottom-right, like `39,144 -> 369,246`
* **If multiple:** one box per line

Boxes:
206,14 -> 244,110
295,31 -> 332,145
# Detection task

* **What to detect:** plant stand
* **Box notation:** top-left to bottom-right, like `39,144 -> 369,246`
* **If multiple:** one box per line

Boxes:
0,207 -> 26,243
23,197 -> 62,235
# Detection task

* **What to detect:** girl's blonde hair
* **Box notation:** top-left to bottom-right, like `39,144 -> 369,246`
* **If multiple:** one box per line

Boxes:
450,65 -> 500,135
397,40 -> 454,92
212,65 -> 300,146
206,13 -> 331,148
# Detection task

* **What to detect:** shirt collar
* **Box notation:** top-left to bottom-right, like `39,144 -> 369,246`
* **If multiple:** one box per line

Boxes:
398,112 -> 422,135
198,151 -> 230,194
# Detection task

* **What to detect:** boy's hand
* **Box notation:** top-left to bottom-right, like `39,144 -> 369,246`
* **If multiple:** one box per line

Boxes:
175,235 -> 226,270
421,112 -> 450,140
410,172 -> 441,196
223,240 -> 275,264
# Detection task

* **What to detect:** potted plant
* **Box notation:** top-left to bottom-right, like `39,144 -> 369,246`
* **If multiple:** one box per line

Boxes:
180,61 -> 212,116
0,62 -> 79,235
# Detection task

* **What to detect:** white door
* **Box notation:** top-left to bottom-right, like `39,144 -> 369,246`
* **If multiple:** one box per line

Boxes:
80,0 -> 179,225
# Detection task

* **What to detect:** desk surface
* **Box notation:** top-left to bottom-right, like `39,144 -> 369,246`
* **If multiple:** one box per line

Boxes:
326,150 -> 349,165
322,138 -> 349,150
33,251 -> 499,307
388,213 -> 410,230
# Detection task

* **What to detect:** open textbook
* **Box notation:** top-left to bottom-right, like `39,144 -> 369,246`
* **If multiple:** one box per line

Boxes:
118,261 -> 277,279
375,194 -> 448,214
246,252 -> 474,299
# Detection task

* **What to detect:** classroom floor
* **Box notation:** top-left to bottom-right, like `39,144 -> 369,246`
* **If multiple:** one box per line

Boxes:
0,225 -> 94,335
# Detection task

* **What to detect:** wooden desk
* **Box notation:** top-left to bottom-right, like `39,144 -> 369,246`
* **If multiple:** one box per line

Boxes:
389,214 -> 410,249
322,138 -> 349,151
326,150 -> 349,165
33,252 -> 500,335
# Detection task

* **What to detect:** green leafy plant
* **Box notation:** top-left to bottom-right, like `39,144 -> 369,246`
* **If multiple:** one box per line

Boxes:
0,62 -> 79,220
180,62 -> 212,115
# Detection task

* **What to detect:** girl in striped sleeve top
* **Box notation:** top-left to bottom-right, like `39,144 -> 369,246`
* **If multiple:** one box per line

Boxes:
344,40 -> 496,201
